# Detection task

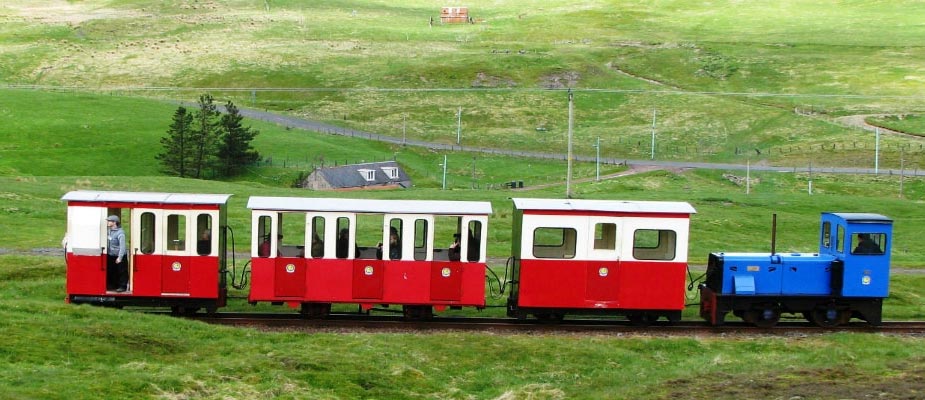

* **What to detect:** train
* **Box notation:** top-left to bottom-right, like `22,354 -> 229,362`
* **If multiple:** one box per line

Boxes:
61,190 -> 893,328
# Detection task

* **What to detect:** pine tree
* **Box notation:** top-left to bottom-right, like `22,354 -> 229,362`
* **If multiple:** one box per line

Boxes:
190,94 -> 220,179
155,106 -> 193,177
217,101 -> 261,177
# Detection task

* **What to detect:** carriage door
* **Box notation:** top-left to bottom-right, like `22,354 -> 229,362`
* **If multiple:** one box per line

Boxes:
131,209 -> 162,296
586,217 -> 621,302
162,211 -> 193,295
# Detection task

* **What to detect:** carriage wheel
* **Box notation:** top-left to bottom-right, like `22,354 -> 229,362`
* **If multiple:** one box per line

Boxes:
534,312 -> 564,324
627,313 -> 655,327
300,303 -> 332,319
402,305 -> 434,321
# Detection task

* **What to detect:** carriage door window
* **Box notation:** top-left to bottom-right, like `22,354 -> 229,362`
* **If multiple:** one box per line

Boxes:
532,227 -> 576,259
196,214 -> 212,256
594,223 -> 617,250
310,216 -> 325,258
632,229 -> 676,260
279,212 -> 306,258
467,220 -> 484,262
167,214 -> 186,251
257,215 -> 272,257
387,218 -> 403,260
335,217 -> 352,259
140,212 -> 156,254
414,219 -> 428,261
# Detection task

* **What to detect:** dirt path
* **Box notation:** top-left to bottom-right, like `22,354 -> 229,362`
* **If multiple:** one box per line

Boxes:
514,164 -> 668,191
834,114 -> 923,139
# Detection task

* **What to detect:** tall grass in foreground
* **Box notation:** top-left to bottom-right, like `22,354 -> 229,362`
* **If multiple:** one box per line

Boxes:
1,255 -> 925,399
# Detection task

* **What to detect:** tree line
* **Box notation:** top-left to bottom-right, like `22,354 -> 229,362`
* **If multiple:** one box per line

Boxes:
156,94 -> 261,179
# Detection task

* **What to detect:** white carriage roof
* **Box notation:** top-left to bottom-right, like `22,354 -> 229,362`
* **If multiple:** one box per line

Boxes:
827,212 -> 892,223
62,190 -> 232,205
512,198 -> 696,214
247,196 -> 492,215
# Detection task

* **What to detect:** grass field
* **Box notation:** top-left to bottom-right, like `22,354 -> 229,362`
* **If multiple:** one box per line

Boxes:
2,255 -> 925,399
3,1 -> 925,168
4,2 -> 925,398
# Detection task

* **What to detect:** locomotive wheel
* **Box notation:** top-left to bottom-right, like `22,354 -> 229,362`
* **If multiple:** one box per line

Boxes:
744,309 -> 780,328
810,309 -> 849,328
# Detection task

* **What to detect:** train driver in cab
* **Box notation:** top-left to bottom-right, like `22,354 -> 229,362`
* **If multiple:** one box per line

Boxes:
853,233 -> 883,255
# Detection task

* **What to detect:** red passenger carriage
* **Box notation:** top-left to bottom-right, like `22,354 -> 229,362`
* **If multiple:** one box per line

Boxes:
62,191 -> 231,313
506,198 -> 696,323
246,197 -> 492,318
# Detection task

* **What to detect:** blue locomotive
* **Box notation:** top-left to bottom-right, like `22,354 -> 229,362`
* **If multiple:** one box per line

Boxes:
699,213 -> 892,327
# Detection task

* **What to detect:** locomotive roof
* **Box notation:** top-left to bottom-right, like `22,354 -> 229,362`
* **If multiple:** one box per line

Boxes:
62,190 -> 232,205
826,212 -> 893,223
247,196 -> 492,215
512,198 -> 696,214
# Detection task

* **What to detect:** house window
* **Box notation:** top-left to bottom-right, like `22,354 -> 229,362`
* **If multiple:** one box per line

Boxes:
358,169 -> 375,181
382,167 -> 399,180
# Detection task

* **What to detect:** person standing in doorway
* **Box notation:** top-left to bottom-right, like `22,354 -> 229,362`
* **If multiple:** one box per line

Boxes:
106,215 -> 128,292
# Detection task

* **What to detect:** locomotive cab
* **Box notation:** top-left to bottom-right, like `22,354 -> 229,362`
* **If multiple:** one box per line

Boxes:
700,212 -> 892,327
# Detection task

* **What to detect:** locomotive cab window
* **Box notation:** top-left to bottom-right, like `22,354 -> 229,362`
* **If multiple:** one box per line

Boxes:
852,233 -> 886,255
836,225 -> 845,253
821,222 -> 832,249
532,227 -> 576,259
632,229 -> 676,261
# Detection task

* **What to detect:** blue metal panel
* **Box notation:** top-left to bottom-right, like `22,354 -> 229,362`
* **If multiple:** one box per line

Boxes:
733,275 -> 755,295
820,211 -> 892,298
780,253 -> 836,295
716,253 -> 782,295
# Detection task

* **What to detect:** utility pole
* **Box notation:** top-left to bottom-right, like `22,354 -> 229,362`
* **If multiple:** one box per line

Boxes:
650,109 -> 657,160
402,114 -> 406,146
808,161 -> 813,195
456,107 -> 462,145
442,154 -> 447,190
875,127 -> 880,175
566,90 -> 574,198
595,137 -> 602,181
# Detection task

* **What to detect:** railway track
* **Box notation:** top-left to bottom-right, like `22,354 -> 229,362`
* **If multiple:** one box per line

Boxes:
182,313 -> 925,335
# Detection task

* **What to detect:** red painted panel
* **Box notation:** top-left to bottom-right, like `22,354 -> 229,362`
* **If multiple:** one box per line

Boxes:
586,261 -> 620,302
430,262 -> 462,301
66,254 -> 106,295
381,261 -> 430,304
131,254 -> 162,296
517,259 -> 586,308
188,256 -> 219,298
352,259 -> 384,299
161,256 -> 191,294
459,263 -> 487,306
305,259 -> 353,301
248,258 -> 275,302
274,257 -> 306,298
616,261 -> 686,310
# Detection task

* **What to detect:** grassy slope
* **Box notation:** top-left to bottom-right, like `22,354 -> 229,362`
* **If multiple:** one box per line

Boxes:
2,256 -> 924,399
3,89 -> 925,266
2,1 -> 925,168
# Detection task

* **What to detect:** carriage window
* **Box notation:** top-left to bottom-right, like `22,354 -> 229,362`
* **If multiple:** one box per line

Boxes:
335,217 -> 352,259
821,222 -> 832,249
310,216 -> 325,258
196,214 -> 212,256
414,219 -> 428,261
386,218 -> 403,260
140,212 -> 155,255
532,227 -> 576,259
355,214 -> 380,259
257,215 -> 272,257
851,233 -> 886,255
467,220 -> 483,262
836,225 -> 845,253
167,214 -> 186,251
632,229 -> 676,260
594,223 -> 616,250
